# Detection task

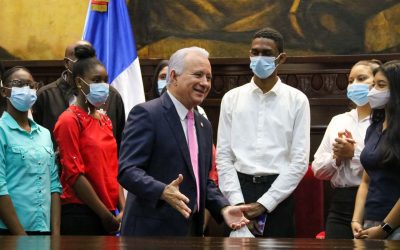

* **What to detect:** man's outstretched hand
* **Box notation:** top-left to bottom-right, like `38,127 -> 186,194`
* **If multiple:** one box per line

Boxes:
161,174 -> 192,218
222,205 -> 251,230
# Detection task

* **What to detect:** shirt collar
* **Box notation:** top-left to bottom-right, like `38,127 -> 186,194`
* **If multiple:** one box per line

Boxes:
349,108 -> 370,123
167,90 -> 189,121
1,111 -> 40,133
249,77 -> 283,95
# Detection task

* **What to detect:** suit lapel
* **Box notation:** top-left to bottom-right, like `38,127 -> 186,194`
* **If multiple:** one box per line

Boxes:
162,94 -> 196,181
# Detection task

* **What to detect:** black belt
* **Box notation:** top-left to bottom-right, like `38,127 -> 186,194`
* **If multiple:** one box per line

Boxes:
237,172 -> 278,184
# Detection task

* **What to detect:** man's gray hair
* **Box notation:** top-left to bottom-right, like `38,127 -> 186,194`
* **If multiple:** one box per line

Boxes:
166,47 -> 209,84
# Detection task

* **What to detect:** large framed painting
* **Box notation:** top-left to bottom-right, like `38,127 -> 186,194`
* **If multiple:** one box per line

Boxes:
0,0 -> 399,60
128,0 -> 400,58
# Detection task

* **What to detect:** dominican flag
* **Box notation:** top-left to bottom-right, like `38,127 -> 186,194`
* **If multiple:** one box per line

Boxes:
83,0 -> 145,119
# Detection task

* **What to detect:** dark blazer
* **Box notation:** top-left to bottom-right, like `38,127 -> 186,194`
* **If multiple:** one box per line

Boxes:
118,93 -> 229,236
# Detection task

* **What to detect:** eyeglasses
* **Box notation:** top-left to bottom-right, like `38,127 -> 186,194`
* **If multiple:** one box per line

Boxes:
4,79 -> 38,89
64,57 -> 77,63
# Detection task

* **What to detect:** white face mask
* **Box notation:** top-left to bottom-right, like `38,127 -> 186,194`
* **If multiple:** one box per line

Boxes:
367,88 -> 390,109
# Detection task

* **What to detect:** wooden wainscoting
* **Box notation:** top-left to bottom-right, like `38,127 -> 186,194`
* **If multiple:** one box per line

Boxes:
3,54 -> 400,233
3,53 -> 400,160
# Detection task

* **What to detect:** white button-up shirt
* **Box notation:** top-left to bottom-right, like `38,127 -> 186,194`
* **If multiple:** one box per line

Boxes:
312,109 -> 370,187
216,78 -> 310,212
168,91 -> 190,141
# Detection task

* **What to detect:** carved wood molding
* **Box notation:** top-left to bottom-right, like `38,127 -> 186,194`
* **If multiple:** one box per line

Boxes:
2,54 -> 399,158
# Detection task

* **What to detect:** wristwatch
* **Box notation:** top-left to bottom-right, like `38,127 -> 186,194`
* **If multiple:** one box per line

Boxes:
380,222 -> 394,235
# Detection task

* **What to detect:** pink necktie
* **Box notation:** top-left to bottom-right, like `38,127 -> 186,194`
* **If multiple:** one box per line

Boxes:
187,110 -> 200,211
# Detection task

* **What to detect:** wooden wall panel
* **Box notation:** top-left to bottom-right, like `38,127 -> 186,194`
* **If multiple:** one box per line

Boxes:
3,54 -> 400,161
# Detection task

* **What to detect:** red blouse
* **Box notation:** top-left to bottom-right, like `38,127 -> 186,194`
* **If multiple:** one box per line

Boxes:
54,105 -> 119,211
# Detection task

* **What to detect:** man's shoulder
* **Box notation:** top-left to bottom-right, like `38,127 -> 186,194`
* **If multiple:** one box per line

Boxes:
131,97 -> 164,115
223,82 -> 252,99
109,85 -> 122,97
280,81 -> 309,101
36,78 -> 61,95
106,85 -> 124,109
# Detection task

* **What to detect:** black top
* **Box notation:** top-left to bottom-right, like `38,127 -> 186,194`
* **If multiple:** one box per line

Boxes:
360,121 -> 400,221
32,72 -> 125,152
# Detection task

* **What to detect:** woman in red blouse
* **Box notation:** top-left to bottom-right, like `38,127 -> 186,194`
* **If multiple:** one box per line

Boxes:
54,45 -> 124,235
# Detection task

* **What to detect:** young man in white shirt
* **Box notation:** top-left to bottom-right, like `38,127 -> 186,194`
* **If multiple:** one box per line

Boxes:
216,27 -> 310,237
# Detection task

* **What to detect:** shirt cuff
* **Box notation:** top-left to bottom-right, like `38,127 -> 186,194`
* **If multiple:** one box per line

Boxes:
330,158 -> 342,170
51,186 -> 63,194
257,194 -> 278,213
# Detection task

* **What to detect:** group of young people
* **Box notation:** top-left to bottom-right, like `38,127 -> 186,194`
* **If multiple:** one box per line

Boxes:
0,26 -> 399,239
0,45 -> 123,235
312,59 -> 400,239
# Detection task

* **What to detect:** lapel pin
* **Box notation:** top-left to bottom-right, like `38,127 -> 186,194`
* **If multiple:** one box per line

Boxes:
200,122 -> 204,127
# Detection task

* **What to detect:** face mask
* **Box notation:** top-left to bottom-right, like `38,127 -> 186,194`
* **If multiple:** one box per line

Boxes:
80,78 -> 110,107
7,86 -> 37,112
367,88 -> 390,109
157,79 -> 167,95
250,55 -> 279,79
347,82 -> 370,106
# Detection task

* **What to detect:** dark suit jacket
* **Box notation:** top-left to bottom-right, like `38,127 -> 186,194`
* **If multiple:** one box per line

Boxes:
118,93 -> 229,236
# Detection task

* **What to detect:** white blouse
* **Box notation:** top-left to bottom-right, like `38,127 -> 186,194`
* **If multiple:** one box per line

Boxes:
312,109 -> 370,187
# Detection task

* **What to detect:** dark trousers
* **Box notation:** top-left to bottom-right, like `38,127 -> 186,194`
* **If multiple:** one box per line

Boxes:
61,204 -> 114,236
237,172 -> 295,238
325,187 -> 358,239
187,212 -> 202,236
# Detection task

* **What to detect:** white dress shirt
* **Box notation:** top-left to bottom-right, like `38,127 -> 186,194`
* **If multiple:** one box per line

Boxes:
312,109 -> 370,187
168,91 -> 191,141
216,78 -> 310,212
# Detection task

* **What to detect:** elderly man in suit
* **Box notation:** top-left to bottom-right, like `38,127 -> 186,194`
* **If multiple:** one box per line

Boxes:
118,47 -> 249,236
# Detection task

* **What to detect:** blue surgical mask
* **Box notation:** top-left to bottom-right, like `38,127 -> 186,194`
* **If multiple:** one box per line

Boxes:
157,79 -> 167,95
7,86 -> 37,112
250,55 -> 279,79
347,82 -> 370,106
80,78 -> 110,107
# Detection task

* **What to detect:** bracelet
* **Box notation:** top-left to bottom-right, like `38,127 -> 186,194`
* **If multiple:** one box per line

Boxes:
351,220 -> 360,223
